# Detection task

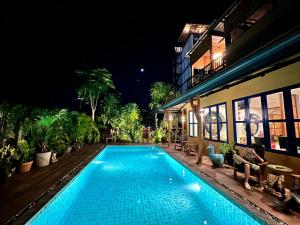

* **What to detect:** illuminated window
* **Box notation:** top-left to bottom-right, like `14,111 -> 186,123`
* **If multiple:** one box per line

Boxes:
189,111 -> 198,137
291,87 -> 300,154
234,100 -> 247,144
267,92 -> 287,151
249,97 -> 264,145
203,103 -> 227,142
233,85 -> 300,156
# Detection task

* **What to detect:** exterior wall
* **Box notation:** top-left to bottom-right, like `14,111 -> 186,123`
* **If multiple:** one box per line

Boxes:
181,61 -> 300,187
177,35 -> 194,93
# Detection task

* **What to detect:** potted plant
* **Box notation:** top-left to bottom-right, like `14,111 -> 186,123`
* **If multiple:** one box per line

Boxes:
32,110 -> 66,167
219,142 -> 236,166
17,139 -> 34,173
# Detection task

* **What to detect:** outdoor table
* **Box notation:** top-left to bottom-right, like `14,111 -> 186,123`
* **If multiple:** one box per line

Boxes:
267,164 -> 293,175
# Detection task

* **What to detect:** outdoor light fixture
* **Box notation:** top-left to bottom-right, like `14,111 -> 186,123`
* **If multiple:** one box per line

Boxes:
212,52 -> 222,60
168,114 -> 173,122
182,116 -> 185,123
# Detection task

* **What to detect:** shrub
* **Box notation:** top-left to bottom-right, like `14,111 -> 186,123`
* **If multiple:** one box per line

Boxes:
17,139 -> 34,163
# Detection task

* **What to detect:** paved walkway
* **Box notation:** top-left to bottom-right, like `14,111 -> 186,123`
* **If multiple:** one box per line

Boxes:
161,143 -> 300,225
0,144 -> 103,224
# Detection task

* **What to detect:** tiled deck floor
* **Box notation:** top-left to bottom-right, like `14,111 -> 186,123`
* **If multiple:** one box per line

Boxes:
161,143 -> 300,225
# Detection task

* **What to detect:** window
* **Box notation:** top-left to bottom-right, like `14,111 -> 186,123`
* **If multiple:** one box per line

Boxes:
204,108 -> 210,139
267,92 -> 287,151
189,111 -> 198,137
203,103 -> 227,142
291,87 -> 300,154
249,96 -> 264,145
234,100 -> 247,145
233,84 -> 300,156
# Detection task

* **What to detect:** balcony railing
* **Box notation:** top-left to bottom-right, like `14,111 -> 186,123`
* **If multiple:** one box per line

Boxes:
179,56 -> 226,92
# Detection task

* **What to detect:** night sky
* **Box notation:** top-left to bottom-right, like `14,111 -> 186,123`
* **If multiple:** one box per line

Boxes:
1,1 -> 234,110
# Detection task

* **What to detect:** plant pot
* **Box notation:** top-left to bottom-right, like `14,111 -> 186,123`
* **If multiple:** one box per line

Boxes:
19,161 -> 33,173
36,152 -> 52,167
225,151 -> 234,166
66,146 -> 72,154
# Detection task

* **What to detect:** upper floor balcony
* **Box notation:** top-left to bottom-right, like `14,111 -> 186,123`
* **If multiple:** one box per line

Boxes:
180,53 -> 226,91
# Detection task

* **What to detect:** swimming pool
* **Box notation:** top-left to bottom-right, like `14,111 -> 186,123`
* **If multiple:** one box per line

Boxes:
26,146 -> 265,225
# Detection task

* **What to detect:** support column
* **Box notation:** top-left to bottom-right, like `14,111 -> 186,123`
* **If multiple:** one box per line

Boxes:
167,109 -> 172,148
196,97 -> 204,164
190,96 -> 204,164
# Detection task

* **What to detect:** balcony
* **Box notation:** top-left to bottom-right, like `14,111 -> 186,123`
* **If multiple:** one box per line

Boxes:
180,55 -> 226,91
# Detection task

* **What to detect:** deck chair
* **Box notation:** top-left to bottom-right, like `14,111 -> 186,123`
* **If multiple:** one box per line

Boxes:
105,129 -> 116,144
233,146 -> 268,187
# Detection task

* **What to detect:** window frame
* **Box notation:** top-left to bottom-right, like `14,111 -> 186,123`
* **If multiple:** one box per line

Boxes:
233,83 -> 300,156
188,110 -> 198,137
203,102 -> 228,143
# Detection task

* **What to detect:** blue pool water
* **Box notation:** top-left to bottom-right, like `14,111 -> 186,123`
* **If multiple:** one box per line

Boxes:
26,146 -> 264,225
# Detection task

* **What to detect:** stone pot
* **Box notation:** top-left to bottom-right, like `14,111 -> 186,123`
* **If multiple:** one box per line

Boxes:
19,161 -> 33,173
36,151 -> 52,167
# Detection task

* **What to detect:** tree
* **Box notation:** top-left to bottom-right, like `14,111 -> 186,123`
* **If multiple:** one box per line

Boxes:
113,103 -> 143,142
98,93 -> 120,127
149,82 -> 178,129
76,68 -> 115,121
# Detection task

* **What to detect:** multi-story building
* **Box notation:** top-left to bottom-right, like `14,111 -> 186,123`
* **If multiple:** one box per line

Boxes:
161,0 -> 300,184
174,24 -> 208,94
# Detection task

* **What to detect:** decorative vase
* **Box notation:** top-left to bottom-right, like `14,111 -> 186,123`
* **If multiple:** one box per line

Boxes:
51,152 -> 58,163
19,161 -> 33,173
207,143 -> 224,168
36,152 -> 52,167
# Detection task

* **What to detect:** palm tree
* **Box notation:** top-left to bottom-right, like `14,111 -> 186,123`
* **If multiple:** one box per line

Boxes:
149,82 -> 178,129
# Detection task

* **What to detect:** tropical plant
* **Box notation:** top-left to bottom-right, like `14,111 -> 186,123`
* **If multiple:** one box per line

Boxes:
0,103 -> 27,146
0,145 -> 19,179
149,82 -> 178,129
76,68 -> 115,121
219,142 -> 236,166
16,139 -> 33,163
219,143 -> 233,156
153,128 -> 166,143
31,109 -> 67,153
114,103 -> 143,142
98,93 -> 120,127
77,113 -> 100,145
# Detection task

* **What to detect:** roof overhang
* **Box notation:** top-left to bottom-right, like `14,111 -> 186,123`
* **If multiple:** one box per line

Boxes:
161,28 -> 300,111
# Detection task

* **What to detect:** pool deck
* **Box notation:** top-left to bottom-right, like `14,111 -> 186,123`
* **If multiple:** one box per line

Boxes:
161,143 -> 300,225
0,143 -> 299,224
0,144 -> 104,225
